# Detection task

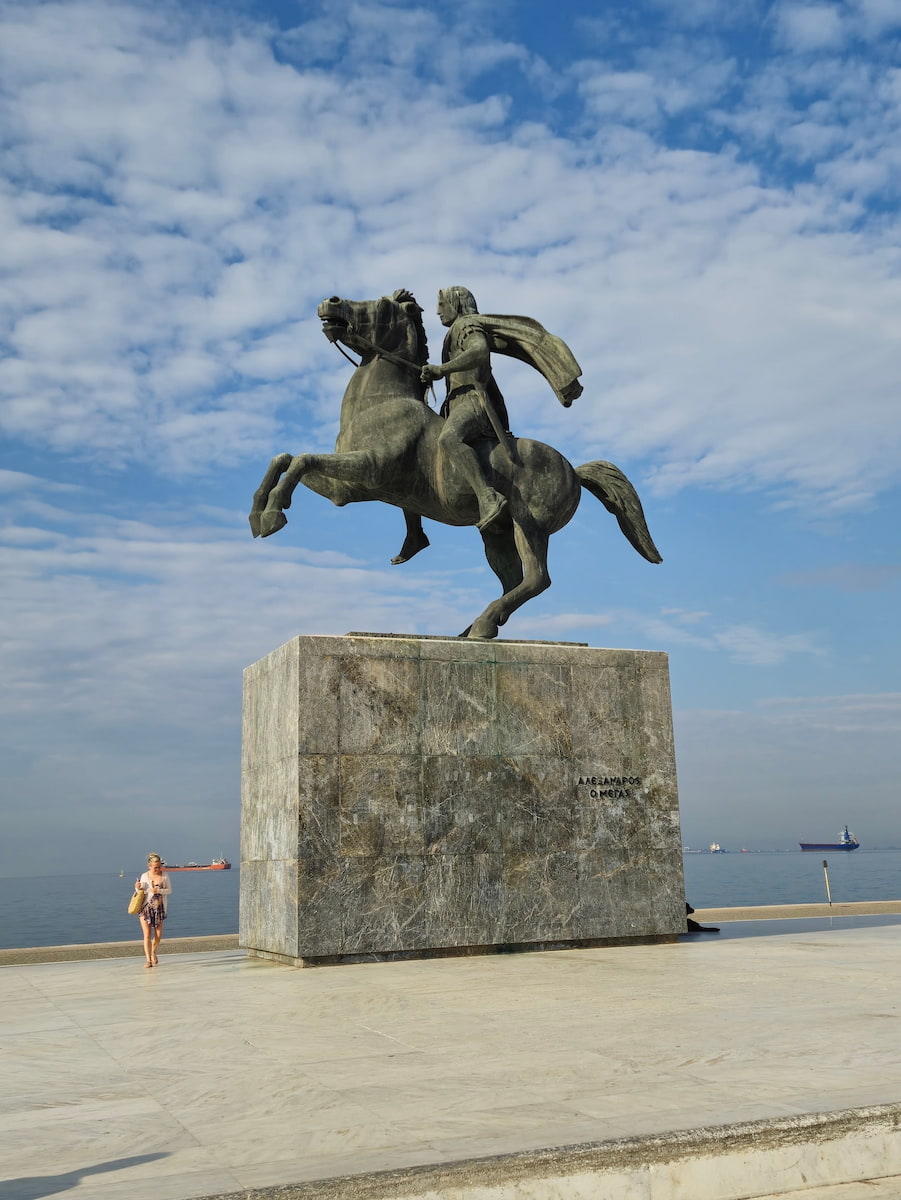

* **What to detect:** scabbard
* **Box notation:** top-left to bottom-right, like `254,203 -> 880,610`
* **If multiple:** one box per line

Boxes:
480,393 -> 517,466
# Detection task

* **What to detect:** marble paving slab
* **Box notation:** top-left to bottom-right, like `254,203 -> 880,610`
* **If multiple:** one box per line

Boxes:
2,925 -> 901,1198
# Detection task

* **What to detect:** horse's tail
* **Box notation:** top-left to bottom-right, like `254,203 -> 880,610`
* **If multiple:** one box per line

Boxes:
576,460 -> 662,564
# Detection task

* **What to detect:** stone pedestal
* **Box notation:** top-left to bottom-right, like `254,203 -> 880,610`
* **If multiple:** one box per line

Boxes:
240,634 -> 685,965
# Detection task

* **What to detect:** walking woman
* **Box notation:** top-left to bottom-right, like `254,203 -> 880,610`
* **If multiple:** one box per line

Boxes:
135,853 -> 172,967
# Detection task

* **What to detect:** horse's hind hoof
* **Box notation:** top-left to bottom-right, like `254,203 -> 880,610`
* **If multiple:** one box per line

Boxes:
260,511 -> 288,537
249,512 -> 262,538
462,618 -> 498,640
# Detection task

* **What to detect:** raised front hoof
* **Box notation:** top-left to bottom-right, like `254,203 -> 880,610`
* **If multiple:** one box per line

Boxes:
248,512 -> 262,538
260,510 -> 288,537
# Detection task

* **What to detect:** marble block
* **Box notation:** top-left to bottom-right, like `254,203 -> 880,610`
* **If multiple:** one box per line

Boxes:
240,634 -> 685,964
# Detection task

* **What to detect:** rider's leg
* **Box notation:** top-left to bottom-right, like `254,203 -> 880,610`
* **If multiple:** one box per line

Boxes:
438,400 -> 507,530
391,510 -> 430,565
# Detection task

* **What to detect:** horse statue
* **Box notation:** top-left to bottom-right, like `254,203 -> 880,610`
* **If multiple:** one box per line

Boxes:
249,288 -> 661,640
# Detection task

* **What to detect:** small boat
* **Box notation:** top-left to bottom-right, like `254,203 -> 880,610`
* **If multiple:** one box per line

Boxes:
799,826 -> 859,852
709,842 -> 726,853
162,857 -> 232,871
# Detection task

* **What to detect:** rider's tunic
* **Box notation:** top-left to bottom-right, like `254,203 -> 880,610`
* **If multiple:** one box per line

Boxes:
440,316 -> 511,437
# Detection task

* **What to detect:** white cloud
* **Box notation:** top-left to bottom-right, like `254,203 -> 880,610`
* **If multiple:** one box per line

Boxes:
513,605 -> 821,666
775,3 -> 847,51
579,70 -> 664,127
1,0 -> 901,515
3,3 -> 900,521
711,624 -> 823,666
0,509 -> 478,729
759,692 -> 901,730
849,0 -> 901,36
0,468 -> 81,494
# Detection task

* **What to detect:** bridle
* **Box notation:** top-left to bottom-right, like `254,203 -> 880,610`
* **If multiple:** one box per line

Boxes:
329,328 -> 419,373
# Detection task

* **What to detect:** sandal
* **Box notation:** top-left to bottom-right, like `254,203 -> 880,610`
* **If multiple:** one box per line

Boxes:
145,961 -> 154,968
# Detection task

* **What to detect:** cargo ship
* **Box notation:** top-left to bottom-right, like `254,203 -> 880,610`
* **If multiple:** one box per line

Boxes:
162,857 -> 232,871
799,827 -> 859,852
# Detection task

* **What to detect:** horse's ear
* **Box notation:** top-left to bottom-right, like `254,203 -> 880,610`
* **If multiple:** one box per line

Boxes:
391,288 -> 422,313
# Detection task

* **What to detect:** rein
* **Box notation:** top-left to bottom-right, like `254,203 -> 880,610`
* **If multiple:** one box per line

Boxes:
329,333 -> 437,406
334,342 -> 362,368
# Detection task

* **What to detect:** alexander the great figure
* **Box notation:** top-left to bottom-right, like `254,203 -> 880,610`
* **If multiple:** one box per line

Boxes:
390,286 -> 583,565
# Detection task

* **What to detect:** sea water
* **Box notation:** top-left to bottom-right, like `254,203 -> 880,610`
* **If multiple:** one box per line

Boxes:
682,848 -> 901,909
0,869 -> 240,950
1,851 -> 899,950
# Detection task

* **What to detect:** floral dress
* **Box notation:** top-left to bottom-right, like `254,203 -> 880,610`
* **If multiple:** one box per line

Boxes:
138,871 -> 171,927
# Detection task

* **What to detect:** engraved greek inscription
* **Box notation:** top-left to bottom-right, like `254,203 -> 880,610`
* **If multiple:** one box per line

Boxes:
577,775 -> 642,787
578,773 -> 642,801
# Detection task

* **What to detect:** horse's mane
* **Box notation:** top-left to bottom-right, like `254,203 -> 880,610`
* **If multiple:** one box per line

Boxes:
390,289 -> 429,386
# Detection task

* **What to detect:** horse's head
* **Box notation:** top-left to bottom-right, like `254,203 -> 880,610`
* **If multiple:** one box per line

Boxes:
317,289 -> 428,368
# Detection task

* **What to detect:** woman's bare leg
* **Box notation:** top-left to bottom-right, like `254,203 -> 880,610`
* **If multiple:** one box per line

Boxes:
140,916 -> 153,966
152,922 -> 162,963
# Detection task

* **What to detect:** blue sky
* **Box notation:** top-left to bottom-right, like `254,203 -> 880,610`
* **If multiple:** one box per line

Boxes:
2,0 -> 901,875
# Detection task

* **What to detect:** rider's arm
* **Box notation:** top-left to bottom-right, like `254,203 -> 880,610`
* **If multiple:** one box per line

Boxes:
421,324 -> 490,382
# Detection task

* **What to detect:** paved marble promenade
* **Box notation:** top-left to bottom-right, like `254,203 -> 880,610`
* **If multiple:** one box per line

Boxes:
3,923 -> 901,1199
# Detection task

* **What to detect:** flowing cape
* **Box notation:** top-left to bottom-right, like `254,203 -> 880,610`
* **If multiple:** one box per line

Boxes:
479,314 -> 583,407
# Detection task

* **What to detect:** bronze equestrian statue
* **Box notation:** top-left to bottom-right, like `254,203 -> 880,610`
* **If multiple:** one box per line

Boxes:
249,287 -> 661,641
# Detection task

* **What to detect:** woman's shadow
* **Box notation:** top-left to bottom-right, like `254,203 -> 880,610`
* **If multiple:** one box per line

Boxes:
3,1152 -> 168,1199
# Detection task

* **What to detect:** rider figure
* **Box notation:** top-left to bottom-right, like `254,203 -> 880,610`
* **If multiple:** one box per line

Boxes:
420,286 -> 509,532
391,283 -> 581,565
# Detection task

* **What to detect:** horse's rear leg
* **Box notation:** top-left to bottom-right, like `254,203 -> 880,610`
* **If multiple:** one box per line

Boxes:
458,527 -> 524,637
482,526 -> 523,592
249,453 -> 293,537
465,524 -> 550,640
